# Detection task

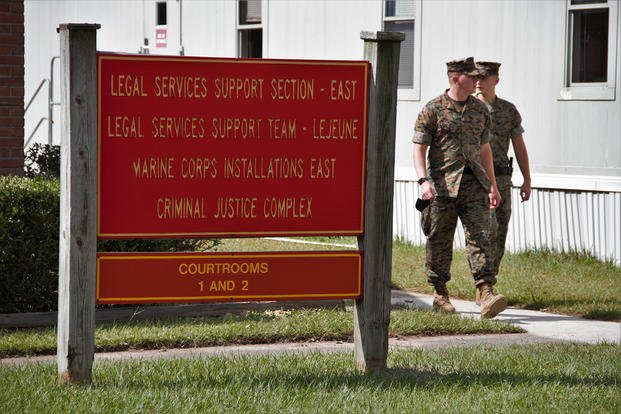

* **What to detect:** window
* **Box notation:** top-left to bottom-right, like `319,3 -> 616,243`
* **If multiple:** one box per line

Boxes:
157,2 -> 167,26
155,2 -> 168,49
561,0 -> 618,100
238,0 -> 263,58
571,7 -> 608,82
383,0 -> 421,101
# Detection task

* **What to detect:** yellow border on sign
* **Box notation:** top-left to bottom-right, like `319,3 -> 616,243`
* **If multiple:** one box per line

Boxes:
96,251 -> 362,302
98,292 -> 362,302
96,53 -> 369,238
97,56 -> 102,235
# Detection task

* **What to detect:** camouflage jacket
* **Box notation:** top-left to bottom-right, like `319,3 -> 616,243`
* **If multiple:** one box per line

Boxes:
485,96 -> 524,190
413,91 -> 492,197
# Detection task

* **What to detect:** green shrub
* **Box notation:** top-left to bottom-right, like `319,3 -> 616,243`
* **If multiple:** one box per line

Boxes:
0,176 -> 218,314
0,176 -> 60,313
24,144 -> 60,179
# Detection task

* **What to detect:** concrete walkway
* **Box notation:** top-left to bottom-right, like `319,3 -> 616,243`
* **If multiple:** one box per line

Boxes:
1,290 -> 619,366
2,333 -> 559,366
392,290 -> 621,344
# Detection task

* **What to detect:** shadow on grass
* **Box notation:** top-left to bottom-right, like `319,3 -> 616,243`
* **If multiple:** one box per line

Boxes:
583,310 -> 621,321
103,363 -> 619,391
93,334 -> 355,354
518,298 -> 620,322
379,366 -> 618,388
98,312 -> 281,328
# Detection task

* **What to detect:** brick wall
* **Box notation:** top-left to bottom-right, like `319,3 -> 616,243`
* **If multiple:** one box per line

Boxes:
0,0 -> 24,176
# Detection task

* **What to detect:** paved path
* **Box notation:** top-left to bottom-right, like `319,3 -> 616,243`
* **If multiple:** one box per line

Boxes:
2,333 -> 559,366
1,290 -> 619,366
392,290 -> 620,344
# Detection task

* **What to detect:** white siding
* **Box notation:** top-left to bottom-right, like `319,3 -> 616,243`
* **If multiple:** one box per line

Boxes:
394,0 -> 620,181
23,0 -> 621,265
393,181 -> 621,266
24,0 -> 145,147
182,1 -> 236,57
266,0 -> 382,60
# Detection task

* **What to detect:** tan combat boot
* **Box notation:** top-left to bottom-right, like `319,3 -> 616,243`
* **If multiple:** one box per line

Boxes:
433,284 -> 456,314
477,283 -> 507,319
475,288 -> 482,306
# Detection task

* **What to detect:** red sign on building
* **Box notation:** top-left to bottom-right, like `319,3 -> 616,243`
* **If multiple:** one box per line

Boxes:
97,54 -> 369,238
155,28 -> 167,48
97,251 -> 362,304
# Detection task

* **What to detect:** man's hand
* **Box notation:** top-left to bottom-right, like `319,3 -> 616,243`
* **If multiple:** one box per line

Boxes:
489,184 -> 502,208
421,181 -> 437,202
480,142 -> 501,208
520,181 -> 531,202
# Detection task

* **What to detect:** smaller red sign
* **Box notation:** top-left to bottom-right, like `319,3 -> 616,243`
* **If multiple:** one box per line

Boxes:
97,251 -> 362,304
155,28 -> 167,48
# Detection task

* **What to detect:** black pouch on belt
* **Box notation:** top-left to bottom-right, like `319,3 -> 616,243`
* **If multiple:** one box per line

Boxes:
494,157 -> 514,176
415,198 -> 431,212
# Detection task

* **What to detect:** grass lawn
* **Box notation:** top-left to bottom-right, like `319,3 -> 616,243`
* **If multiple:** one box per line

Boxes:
1,237 -> 617,359
214,237 -> 621,320
0,308 -> 521,358
390,241 -> 621,321
1,343 -> 619,413
0,237 -> 621,357
1,238 -> 618,412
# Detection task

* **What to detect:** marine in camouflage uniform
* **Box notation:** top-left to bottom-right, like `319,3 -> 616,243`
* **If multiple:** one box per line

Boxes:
413,57 -> 507,318
475,61 -> 531,276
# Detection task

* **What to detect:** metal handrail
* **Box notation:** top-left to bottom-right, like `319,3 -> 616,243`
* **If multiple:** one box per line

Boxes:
24,56 -> 60,148
25,78 -> 48,114
25,117 -> 49,148
48,56 -> 60,145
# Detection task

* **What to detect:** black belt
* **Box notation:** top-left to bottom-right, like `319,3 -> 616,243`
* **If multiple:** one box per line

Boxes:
494,165 -> 513,176
463,165 -> 512,176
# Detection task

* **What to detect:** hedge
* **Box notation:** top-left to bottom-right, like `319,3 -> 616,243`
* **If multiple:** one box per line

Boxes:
0,176 -> 60,313
0,176 -> 216,313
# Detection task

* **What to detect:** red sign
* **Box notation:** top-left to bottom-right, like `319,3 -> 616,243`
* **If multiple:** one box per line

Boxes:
155,28 -> 167,48
97,54 -> 369,238
96,251 -> 362,304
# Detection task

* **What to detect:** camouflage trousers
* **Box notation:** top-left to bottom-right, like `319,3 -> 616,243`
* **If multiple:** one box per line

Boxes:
489,185 -> 512,275
421,172 -> 496,287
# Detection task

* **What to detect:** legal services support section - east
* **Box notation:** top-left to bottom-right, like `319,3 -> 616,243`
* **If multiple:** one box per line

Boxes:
109,74 -> 358,101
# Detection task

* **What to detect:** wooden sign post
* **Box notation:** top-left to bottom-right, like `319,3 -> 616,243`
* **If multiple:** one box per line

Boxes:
57,23 -> 100,384
354,31 -> 404,373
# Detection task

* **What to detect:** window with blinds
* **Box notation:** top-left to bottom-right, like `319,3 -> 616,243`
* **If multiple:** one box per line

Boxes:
384,0 -> 415,89
238,0 -> 262,58
561,0 -> 617,100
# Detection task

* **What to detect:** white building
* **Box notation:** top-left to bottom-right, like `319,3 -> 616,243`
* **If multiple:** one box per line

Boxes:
24,0 -> 621,265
